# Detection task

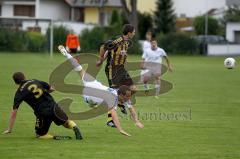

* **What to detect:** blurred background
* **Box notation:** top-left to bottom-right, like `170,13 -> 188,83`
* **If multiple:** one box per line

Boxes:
0,0 -> 239,56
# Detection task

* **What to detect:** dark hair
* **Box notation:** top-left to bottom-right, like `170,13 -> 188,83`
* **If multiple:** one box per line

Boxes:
122,24 -> 135,35
150,38 -> 157,42
12,72 -> 25,84
117,85 -> 131,95
146,31 -> 152,36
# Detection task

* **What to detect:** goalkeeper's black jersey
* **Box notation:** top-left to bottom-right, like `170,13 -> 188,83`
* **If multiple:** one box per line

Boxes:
13,79 -> 56,115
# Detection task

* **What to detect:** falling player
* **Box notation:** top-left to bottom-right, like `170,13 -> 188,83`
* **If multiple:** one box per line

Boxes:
58,45 -> 143,136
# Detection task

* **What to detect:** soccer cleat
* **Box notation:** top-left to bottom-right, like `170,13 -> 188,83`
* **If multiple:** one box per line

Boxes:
37,134 -> 54,139
53,135 -> 72,140
118,104 -> 127,115
73,126 -> 83,140
58,45 -> 68,56
107,120 -> 116,128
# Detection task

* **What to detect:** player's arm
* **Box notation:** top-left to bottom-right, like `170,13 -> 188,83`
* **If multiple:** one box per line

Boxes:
38,80 -> 55,93
110,108 -> 131,136
3,91 -> 24,134
76,36 -> 81,51
2,108 -> 18,134
164,56 -> 173,72
96,45 -> 107,67
65,35 -> 70,51
129,106 -> 144,128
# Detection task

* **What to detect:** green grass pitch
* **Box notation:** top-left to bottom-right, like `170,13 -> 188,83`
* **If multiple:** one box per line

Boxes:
0,53 -> 240,159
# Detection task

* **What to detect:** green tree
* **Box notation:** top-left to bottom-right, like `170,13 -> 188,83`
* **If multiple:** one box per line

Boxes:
193,16 -> 219,35
110,10 -> 122,26
138,12 -> 153,39
120,0 -> 138,34
223,5 -> 240,23
46,25 -> 70,52
154,0 -> 176,34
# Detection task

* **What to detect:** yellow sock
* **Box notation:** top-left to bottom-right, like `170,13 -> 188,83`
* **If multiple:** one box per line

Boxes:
63,120 -> 77,129
37,134 -> 54,139
107,111 -> 113,122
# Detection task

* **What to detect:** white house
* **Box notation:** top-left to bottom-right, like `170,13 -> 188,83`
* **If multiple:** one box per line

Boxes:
0,0 -> 70,20
226,22 -> 240,43
0,0 -> 121,34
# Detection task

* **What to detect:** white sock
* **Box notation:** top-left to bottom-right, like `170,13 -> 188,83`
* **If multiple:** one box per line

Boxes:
65,53 -> 82,71
66,53 -> 73,59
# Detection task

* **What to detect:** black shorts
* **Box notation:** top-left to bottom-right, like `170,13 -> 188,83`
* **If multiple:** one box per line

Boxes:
69,48 -> 77,53
105,65 -> 112,87
35,105 -> 68,136
110,66 -> 134,88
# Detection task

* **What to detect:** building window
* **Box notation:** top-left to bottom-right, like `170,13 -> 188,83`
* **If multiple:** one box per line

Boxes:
0,5 -> 2,16
14,5 -> 35,17
103,12 -> 111,26
235,31 -> 240,43
74,8 -> 85,22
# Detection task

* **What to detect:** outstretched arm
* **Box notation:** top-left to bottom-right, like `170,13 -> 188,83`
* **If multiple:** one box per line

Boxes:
110,108 -> 131,136
96,45 -> 108,67
164,56 -> 173,72
129,106 -> 144,128
2,108 -> 18,134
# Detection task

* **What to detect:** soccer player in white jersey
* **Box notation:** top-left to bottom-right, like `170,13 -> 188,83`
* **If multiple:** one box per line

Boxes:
140,39 -> 173,97
58,45 -> 144,136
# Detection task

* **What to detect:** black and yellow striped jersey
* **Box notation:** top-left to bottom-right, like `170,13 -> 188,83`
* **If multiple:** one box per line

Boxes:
103,36 -> 130,66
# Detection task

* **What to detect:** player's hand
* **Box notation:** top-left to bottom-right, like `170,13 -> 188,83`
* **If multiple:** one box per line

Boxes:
77,46 -> 81,52
120,130 -> 131,137
2,129 -> 11,134
135,121 -> 144,128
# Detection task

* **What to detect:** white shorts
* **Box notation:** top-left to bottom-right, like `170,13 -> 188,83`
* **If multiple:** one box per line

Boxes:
142,63 -> 162,78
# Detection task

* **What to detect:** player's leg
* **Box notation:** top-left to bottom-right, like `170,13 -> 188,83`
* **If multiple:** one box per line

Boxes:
153,64 -> 162,97
58,45 -> 83,74
104,65 -> 116,127
63,120 -> 82,140
143,74 -> 151,95
58,45 -> 95,82
107,112 -> 116,128
35,116 -> 54,139
154,76 -> 160,97
53,105 -> 83,140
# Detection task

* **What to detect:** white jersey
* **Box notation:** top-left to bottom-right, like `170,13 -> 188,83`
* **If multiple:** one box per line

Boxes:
142,47 -> 167,64
82,80 -> 132,109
